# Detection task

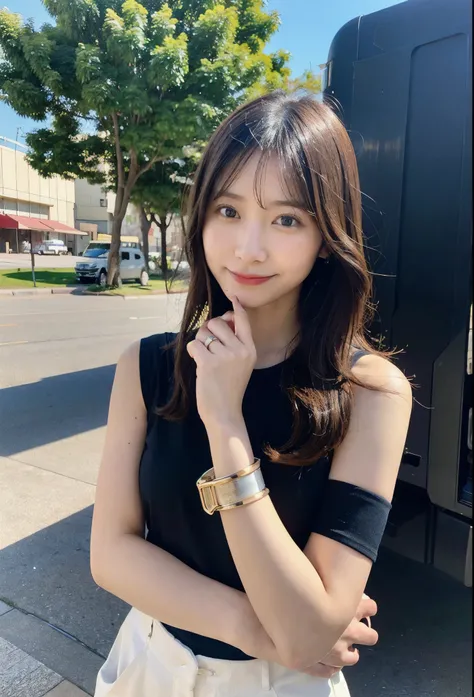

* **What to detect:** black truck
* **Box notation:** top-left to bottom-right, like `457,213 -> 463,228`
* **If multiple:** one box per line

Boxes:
322,0 -> 472,584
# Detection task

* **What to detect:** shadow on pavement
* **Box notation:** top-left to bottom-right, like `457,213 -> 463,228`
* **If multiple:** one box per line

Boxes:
0,505 -> 128,659
349,547 -> 472,696
0,503 -> 471,696
0,365 -> 115,457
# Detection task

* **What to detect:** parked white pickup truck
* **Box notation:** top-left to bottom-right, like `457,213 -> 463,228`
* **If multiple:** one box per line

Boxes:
34,239 -> 69,255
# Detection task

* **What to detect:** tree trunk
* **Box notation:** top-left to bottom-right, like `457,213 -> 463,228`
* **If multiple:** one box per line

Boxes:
159,220 -> 168,278
108,119 -> 139,286
107,214 -> 124,286
138,205 -> 150,271
108,184 -> 134,286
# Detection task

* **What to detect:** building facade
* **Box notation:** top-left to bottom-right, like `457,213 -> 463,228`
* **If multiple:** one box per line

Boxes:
0,139 -> 185,258
0,138 -> 86,253
74,179 -> 110,235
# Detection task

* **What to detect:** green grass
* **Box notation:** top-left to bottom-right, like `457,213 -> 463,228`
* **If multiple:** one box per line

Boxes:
0,268 -> 76,288
0,268 -> 188,294
86,277 -> 188,295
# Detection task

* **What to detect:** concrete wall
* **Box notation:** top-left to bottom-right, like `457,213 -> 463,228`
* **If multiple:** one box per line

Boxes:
74,179 -> 109,228
106,190 -> 141,238
75,218 -> 109,235
0,145 -> 75,226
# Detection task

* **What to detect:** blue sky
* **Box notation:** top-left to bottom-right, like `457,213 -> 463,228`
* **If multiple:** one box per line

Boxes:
0,0 -> 404,143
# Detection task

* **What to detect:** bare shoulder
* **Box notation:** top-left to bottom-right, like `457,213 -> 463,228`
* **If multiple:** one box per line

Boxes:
327,352 -> 413,500
117,339 -> 141,368
351,352 -> 412,402
113,340 -> 143,399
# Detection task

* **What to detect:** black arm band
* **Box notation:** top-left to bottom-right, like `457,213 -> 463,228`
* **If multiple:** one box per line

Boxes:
312,479 -> 392,563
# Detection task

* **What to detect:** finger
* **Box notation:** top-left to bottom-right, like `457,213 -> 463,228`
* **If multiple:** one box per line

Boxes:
195,327 -> 226,354
304,663 -> 340,678
186,339 -> 210,366
345,620 -> 379,647
220,311 -> 236,334
206,317 -> 239,347
333,648 -> 360,668
231,296 -> 253,345
355,597 -> 377,621
199,333 -> 226,354
356,597 -> 377,618
205,312 -> 235,334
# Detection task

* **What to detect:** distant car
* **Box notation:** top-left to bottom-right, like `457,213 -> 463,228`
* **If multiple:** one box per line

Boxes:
75,242 -> 149,286
171,259 -> 190,271
34,239 -> 68,255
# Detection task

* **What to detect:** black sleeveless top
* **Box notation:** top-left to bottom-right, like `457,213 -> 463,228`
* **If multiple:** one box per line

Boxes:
138,333 -> 391,660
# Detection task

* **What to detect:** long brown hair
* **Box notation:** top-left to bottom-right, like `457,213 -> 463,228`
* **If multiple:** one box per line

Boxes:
158,90 -> 389,466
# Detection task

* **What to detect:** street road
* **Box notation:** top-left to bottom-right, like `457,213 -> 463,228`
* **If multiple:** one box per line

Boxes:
0,293 -> 471,697
0,252 -> 83,269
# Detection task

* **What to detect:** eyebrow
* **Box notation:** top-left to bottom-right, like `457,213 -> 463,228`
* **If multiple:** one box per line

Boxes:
213,190 -> 307,210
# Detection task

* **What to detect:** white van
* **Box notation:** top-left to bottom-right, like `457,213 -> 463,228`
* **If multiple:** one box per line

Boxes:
75,242 -> 148,286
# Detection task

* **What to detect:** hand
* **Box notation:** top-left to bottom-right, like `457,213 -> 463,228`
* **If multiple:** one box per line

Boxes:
186,296 -> 256,427
307,594 -> 379,678
239,593 -> 378,678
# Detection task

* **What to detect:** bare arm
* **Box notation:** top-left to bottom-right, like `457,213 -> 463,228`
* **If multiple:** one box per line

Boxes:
207,356 -> 411,669
90,341 -> 274,656
188,305 -> 412,670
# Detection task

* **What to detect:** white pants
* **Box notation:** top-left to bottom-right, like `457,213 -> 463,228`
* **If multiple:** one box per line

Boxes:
95,607 -> 351,697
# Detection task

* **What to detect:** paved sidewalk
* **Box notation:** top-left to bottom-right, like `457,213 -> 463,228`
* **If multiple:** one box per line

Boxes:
0,601 -> 101,696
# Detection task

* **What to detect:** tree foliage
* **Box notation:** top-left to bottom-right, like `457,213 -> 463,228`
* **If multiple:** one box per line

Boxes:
0,1 -> 320,285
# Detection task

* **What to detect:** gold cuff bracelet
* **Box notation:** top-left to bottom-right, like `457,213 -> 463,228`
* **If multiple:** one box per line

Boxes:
196,458 -> 269,515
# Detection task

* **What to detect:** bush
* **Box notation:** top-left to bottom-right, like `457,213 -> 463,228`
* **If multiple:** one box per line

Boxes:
149,253 -> 172,270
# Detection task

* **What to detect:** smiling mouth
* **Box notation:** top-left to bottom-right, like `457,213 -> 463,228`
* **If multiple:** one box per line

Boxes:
228,270 -> 274,285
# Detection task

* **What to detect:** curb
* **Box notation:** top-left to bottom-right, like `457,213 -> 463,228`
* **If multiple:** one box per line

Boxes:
0,287 -> 188,298
0,603 -> 99,695
51,287 -> 78,295
12,288 -> 54,296
80,290 -> 124,298
80,289 -> 187,299
0,287 -> 79,297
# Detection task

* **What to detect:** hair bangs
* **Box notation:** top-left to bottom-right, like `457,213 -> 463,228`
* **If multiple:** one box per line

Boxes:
212,124 -> 321,225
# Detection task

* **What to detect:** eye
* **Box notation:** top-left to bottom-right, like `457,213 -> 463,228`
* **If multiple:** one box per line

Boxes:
217,205 -> 239,219
276,214 -> 300,228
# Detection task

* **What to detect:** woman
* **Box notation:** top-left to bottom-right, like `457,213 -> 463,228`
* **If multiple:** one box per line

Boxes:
91,91 -> 412,697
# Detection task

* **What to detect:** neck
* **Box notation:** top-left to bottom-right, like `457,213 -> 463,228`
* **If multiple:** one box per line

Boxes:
244,292 -> 300,369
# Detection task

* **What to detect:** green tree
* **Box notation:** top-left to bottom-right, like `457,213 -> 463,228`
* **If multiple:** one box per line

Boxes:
131,153 -> 196,280
0,0 -> 297,285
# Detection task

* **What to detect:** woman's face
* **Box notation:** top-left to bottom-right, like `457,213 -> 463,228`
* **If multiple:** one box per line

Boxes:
203,152 -> 325,310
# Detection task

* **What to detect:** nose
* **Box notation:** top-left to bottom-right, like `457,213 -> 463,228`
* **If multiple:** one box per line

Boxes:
234,223 -> 267,264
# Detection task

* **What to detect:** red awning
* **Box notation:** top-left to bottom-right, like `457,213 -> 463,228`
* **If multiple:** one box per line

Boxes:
43,219 -> 86,235
0,214 -> 52,231
0,214 -> 86,235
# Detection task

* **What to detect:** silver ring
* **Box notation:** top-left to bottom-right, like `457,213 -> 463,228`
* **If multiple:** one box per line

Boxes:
204,334 -> 218,349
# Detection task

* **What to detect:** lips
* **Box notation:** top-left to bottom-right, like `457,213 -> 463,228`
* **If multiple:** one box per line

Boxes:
228,270 -> 274,286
